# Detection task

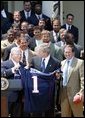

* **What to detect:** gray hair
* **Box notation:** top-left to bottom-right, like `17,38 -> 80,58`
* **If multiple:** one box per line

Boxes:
35,43 -> 51,54
10,47 -> 21,55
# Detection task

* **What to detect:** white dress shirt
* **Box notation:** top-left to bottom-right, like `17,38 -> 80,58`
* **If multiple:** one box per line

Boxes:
53,30 -> 59,42
1,9 -> 7,18
66,24 -> 72,30
42,55 -> 50,69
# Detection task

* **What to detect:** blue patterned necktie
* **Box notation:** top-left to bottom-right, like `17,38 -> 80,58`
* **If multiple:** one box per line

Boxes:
41,58 -> 45,72
63,60 -> 69,86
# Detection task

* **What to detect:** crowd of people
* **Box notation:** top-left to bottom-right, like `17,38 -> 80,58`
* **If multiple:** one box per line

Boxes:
1,1 -> 84,117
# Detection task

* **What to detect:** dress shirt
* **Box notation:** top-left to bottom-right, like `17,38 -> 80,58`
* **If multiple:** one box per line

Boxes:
53,30 -> 59,42
42,54 -> 50,69
1,9 -> 7,18
61,41 -> 65,47
66,24 -> 72,30
62,57 -> 74,86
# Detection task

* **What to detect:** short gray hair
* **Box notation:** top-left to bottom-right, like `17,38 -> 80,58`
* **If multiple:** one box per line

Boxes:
35,43 -> 51,54
10,47 -> 21,55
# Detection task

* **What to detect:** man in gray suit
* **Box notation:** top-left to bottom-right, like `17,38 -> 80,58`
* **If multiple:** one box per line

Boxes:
60,44 -> 84,117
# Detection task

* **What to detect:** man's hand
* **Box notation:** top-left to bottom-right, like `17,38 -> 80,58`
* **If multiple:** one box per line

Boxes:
12,64 -> 20,73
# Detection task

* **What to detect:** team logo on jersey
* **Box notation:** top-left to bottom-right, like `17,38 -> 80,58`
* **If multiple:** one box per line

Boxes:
1,77 -> 9,90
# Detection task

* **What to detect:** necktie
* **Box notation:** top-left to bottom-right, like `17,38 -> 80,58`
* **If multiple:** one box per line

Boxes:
41,58 -> 45,72
38,15 -> 40,20
27,12 -> 29,19
68,25 -> 70,30
63,60 -> 69,86
22,52 -> 26,65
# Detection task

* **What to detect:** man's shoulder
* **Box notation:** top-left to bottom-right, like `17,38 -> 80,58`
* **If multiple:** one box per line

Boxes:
42,14 -> 50,19
51,56 -> 60,64
72,25 -> 78,30
20,10 -> 24,13
1,59 -> 12,66
61,24 -> 66,28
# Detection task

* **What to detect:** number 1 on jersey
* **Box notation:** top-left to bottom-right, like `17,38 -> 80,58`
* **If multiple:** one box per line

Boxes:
32,76 -> 39,93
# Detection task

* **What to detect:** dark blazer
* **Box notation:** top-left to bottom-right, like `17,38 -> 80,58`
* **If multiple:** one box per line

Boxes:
31,55 -> 61,73
1,60 -> 23,102
74,43 -> 83,58
61,24 -> 79,44
29,37 -> 37,51
1,10 -> 13,34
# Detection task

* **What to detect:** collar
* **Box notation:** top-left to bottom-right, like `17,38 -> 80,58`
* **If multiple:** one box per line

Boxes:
66,56 -> 74,66
42,54 -> 50,62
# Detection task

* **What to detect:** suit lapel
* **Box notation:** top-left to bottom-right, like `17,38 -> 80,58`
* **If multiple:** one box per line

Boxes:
9,60 -> 15,67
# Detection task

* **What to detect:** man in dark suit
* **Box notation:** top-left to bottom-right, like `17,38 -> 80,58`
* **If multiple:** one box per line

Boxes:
33,3 -> 52,30
31,43 -> 61,117
61,13 -> 79,44
20,1 -> 35,25
1,47 -> 23,117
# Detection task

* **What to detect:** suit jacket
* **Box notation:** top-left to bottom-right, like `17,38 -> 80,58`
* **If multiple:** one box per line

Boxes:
1,10 -> 13,34
61,24 -> 79,44
74,43 -> 83,58
50,43 -> 63,61
60,57 -> 84,110
29,37 -> 37,51
1,60 -> 24,102
31,55 -> 61,73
